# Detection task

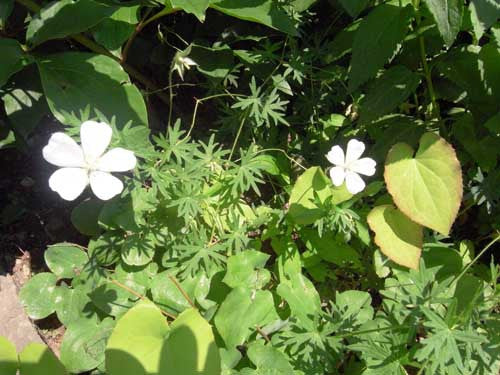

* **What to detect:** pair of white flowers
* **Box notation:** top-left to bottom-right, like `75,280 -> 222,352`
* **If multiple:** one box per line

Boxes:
43,121 -> 136,201
43,121 -> 374,200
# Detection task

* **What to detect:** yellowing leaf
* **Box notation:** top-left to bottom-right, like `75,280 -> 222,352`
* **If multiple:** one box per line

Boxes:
384,132 -> 462,235
367,205 -> 423,269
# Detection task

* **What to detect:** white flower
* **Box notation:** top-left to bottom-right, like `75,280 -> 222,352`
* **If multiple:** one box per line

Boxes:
42,121 -> 137,201
173,54 -> 197,81
326,139 -> 376,195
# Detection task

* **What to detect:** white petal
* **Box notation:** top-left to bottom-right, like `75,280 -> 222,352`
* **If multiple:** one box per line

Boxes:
349,157 -> 376,176
80,121 -> 112,164
182,57 -> 197,66
48,168 -> 88,201
96,148 -> 137,172
329,166 -> 346,186
42,133 -> 85,168
326,145 -> 345,166
345,171 -> 366,195
345,139 -> 365,164
89,171 -> 124,200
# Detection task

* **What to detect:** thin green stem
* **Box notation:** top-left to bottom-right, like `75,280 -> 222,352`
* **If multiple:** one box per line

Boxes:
228,115 -> 247,162
413,0 -> 440,119
450,233 -> 500,286
168,275 -> 196,309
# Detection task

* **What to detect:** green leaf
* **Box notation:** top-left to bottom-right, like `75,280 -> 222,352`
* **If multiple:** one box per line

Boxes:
44,244 -> 89,279
245,341 -> 294,373
60,318 -> 115,373
223,250 -> 270,289
71,199 -> 103,236
367,205 -> 423,269
209,0 -> 297,36
26,0 -> 116,46
359,65 -> 421,123
19,273 -> 58,320
190,44 -> 235,79
384,132 -> 463,235
290,0 -> 317,12
215,287 -> 278,348
54,285 -> 97,326
277,253 -> 322,330
338,0 -> 370,18
121,233 -> 156,266
170,0 -> 210,21
453,113 -> 498,170
349,4 -> 413,91
37,52 -> 148,128
469,0 -> 500,40
89,282 -> 134,317
151,271 -> 195,314
424,0 -> 463,47
288,167 -> 351,225
0,0 -> 14,29
106,300 -> 169,375
335,290 -> 374,325
19,343 -> 66,375
322,20 -> 361,64
0,38 -> 32,88
88,232 -> 123,266
0,336 -> 18,375
93,6 -> 139,55
161,308 -> 221,375
1,66 -> 48,140
301,228 -> 361,267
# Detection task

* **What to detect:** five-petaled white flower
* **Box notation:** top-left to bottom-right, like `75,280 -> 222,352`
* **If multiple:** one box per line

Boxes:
326,139 -> 376,195
43,121 -> 136,201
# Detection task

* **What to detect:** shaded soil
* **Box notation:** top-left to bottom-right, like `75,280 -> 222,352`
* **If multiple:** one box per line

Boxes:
0,117 -> 87,354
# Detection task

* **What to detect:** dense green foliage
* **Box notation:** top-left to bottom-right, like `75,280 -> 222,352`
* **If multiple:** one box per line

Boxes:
1,0 -> 500,374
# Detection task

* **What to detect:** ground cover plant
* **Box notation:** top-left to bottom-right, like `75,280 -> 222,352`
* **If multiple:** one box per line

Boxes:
1,0 -> 499,374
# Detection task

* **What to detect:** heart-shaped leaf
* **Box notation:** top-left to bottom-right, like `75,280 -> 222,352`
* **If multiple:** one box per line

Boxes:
19,273 -> 58,319
19,343 -> 65,375
160,308 -> 221,375
44,244 -> 88,279
106,300 -> 169,374
367,205 -> 423,269
384,132 -> 462,235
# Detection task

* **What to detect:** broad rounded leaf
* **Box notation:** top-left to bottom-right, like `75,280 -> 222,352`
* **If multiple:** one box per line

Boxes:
37,52 -> 148,128
44,244 -> 88,279
161,308 -> 221,375
214,288 -> 278,348
121,233 -> 155,266
223,250 -> 270,289
367,205 -> 423,269
71,199 -> 103,236
18,343 -> 66,375
60,318 -> 114,373
0,336 -> 18,375
89,282 -> 134,317
106,300 -> 169,375
19,273 -> 58,319
54,285 -> 96,326
26,0 -> 115,46
384,132 -> 463,235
